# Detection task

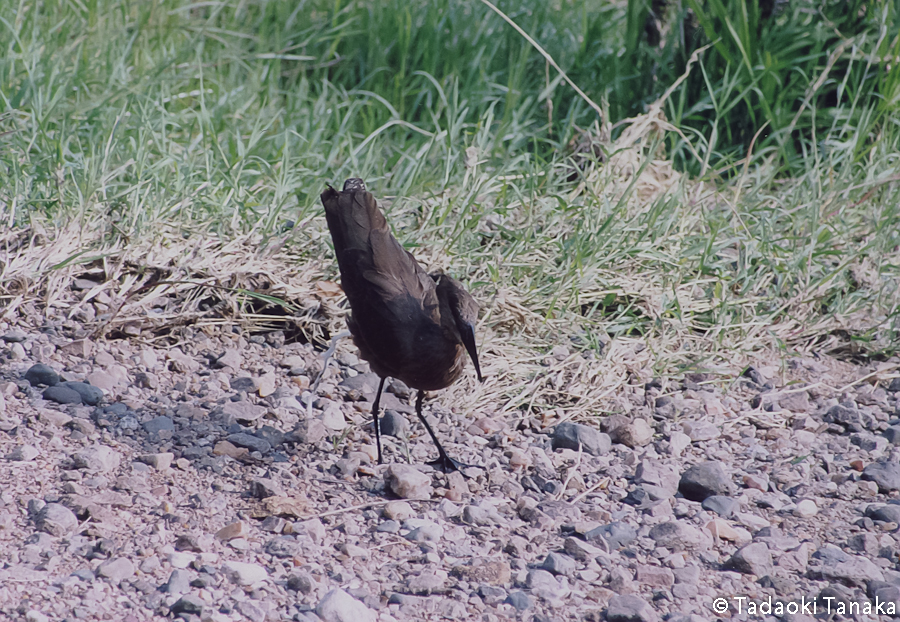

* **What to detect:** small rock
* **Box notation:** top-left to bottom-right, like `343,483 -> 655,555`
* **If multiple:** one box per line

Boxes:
226,432 -> 271,454
379,410 -> 408,437
862,462 -> 900,492
221,401 -> 266,423
60,382 -> 104,406
865,504 -> 900,523
216,521 -> 249,542
612,419 -> 654,448
586,522 -> 637,550
678,462 -> 732,501
541,551 -> 576,576
72,444 -> 121,472
681,421 -> 719,442
406,568 -> 448,594
727,542 -> 773,576
222,560 -> 267,586
96,557 -> 135,582
505,591 -> 533,611
287,571 -> 314,593
793,499 -> 818,518
451,560 -> 511,585
25,364 -> 60,387
383,500 -> 415,521
634,564 -> 674,588
403,519 -> 443,543
648,521 -> 710,551
137,453 -> 174,470
230,376 -> 258,392
35,503 -> 78,536
551,422 -> 611,456
164,569 -> 193,595
43,385 -> 82,405
2,329 -> 26,343
24,612 -> 49,622
385,464 -> 432,500
8,445 -> 39,462
249,477 -> 284,499
142,416 -> 174,434
316,588 -> 376,622
607,593 -> 659,622
169,595 -> 205,616
701,495 -> 738,517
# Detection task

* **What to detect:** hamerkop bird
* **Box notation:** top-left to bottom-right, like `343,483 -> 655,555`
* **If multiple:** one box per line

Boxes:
321,178 -> 483,472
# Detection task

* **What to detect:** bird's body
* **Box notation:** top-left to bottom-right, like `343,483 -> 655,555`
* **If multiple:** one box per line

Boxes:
321,178 -> 482,472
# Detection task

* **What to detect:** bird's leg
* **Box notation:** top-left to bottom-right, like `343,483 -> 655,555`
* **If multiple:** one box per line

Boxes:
372,377 -> 386,465
415,390 -> 482,473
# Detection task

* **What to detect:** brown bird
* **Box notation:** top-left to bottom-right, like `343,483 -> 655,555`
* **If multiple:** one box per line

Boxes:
321,178 -> 482,472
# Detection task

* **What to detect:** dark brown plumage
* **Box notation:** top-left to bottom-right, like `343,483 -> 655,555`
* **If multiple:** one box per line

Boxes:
321,178 -> 482,472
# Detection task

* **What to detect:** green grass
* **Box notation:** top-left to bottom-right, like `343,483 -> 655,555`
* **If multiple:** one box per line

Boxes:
1,0 -> 899,374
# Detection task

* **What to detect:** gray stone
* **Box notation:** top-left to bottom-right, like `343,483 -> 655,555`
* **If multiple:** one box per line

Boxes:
541,552 -> 576,576
385,464 -> 432,500
505,591 -> 533,611
678,462 -> 732,501
249,477 -> 284,499
866,504 -> 900,523
169,595 -> 204,616
72,445 -> 121,472
525,569 -> 569,602
221,401 -> 266,423
8,445 -> 39,462
287,571 -> 314,593
634,460 -> 681,499
462,505 -> 495,526
235,600 -> 266,622
164,569 -> 193,595
61,382 -> 104,406
2,329 -> 26,343
25,364 -> 59,387
701,495 -> 738,517
586,522 -> 637,550
607,594 -> 658,622
265,536 -> 300,558
316,588 -> 376,622
648,521 -> 710,551
142,416 -> 174,434
403,519 -> 443,543
221,561 -> 267,586
226,432 -> 271,454
43,385 -> 82,405
884,425 -> 900,445
230,376 -> 258,392
35,503 -> 77,536
406,568 -> 448,594
96,557 -> 135,582
809,547 -> 885,587
726,542 -> 773,576
563,536 -> 607,559
862,462 -> 900,492
379,410 -> 408,437
551,422 -> 611,456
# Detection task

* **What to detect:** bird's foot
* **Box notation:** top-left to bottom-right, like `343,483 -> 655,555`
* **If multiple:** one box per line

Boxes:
427,452 -> 483,474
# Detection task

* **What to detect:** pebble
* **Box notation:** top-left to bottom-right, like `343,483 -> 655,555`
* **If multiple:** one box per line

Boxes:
43,385 -> 82,405
170,595 -> 205,616
60,381 -> 104,406
793,498 -> 818,518
648,521 -> 710,551
25,364 -> 60,387
726,542 -> 773,576
226,432 -> 272,454
137,452 -> 174,470
8,445 -> 39,462
142,415 -> 174,434
385,464 -> 433,500
72,444 -> 121,472
379,410 -> 408,437
861,462 -> 900,492
222,560 -> 267,586
383,500 -> 415,521
35,503 -> 78,536
551,422 -> 611,456
678,462 -> 733,501
586,521 -> 637,550
701,495 -> 738,517
316,588 -> 376,622
607,594 -> 659,622
505,591 -> 534,611
164,568 -> 193,594
541,551 -> 576,576
96,557 -> 135,582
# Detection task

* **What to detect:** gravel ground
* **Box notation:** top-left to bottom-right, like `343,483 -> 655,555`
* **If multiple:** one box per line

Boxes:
2,312 -> 900,622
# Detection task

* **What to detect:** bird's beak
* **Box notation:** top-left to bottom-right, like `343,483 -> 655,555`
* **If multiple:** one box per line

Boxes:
461,322 -> 483,382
